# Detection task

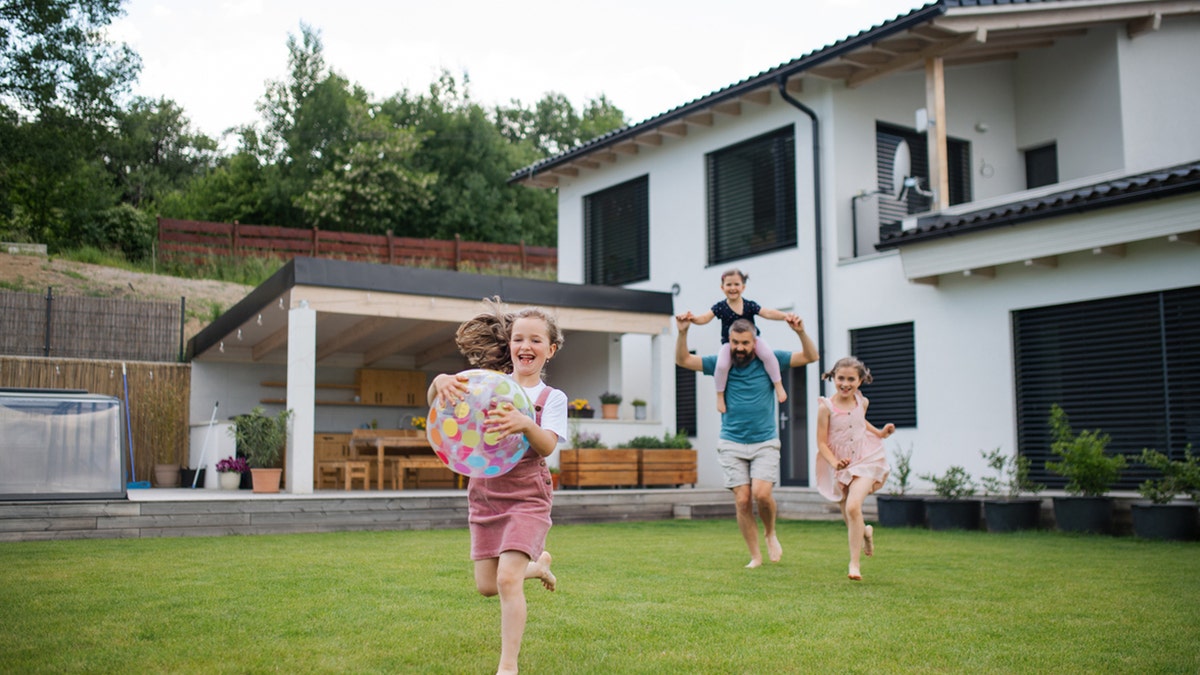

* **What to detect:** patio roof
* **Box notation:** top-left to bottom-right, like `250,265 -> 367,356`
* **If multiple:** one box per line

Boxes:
187,257 -> 675,366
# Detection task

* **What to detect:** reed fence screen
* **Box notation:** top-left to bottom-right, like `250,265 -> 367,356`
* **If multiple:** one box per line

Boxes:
0,357 -> 192,482
0,290 -> 184,362
158,218 -> 557,274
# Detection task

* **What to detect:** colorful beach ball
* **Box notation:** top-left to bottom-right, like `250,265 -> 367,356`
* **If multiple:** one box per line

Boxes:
426,369 -> 533,478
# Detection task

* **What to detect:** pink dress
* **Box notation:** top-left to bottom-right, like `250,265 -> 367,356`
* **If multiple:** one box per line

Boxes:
816,393 -> 890,502
467,384 -> 560,561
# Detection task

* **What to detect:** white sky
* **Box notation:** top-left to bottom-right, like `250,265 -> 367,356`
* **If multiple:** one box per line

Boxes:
110,0 -> 928,143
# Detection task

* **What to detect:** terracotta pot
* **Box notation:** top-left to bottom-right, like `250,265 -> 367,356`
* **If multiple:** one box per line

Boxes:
251,468 -> 283,493
601,403 -> 619,419
153,463 -> 180,488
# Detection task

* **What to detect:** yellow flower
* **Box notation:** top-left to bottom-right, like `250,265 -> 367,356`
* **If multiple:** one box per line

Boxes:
570,398 -> 592,411
411,416 -> 427,430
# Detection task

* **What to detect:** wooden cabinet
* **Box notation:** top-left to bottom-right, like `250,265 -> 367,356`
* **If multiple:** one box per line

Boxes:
261,369 -> 427,407
356,369 -> 426,406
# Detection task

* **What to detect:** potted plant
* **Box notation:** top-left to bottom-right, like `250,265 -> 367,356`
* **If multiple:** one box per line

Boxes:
631,398 -> 648,421
919,465 -> 979,530
979,447 -> 1045,532
618,430 -> 696,487
1045,404 -> 1126,534
567,398 -> 595,419
549,465 -> 561,491
875,444 -> 925,528
559,429 -> 638,488
214,456 -> 249,490
599,391 -> 622,419
1131,446 -> 1199,541
230,406 -> 292,493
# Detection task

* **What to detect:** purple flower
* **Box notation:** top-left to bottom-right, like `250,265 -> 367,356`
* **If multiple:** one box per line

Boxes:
216,456 -> 250,473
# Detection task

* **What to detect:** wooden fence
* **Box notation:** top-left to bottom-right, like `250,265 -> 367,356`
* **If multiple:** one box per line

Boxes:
0,357 -> 191,484
157,218 -> 557,273
0,290 -> 184,362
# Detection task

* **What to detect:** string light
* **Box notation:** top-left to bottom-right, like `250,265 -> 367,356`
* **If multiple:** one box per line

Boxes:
219,341 -> 225,353
257,314 -> 263,326
237,329 -> 243,341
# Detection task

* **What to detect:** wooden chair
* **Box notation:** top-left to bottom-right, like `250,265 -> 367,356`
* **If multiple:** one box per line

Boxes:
343,460 -> 371,490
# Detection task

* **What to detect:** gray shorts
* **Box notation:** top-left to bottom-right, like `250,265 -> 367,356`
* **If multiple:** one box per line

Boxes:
717,438 -> 781,489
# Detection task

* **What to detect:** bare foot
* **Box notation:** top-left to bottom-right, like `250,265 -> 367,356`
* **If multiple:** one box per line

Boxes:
774,383 -> 787,404
848,565 -> 862,581
863,525 -> 874,557
767,535 -> 783,563
535,551 -> 556,591
745,558 -> 763,569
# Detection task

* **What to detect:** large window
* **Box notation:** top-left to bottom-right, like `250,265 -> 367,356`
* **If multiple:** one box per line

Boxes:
706,126 -> 797,265
584,176 -> 649,286
675,358 -> 697,437
875,122 -> 971,237
1024,143 -> 1058,189
1014,286 -> 1200,489
850,322 -> 917,427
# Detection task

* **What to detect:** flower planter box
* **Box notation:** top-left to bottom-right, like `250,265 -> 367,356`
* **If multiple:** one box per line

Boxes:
559,449 -> 638,488
567,409 -> 595,419
638,449 -> 697,487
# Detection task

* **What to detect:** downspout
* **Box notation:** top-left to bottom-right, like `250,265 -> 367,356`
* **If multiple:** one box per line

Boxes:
776,76 -> 826,380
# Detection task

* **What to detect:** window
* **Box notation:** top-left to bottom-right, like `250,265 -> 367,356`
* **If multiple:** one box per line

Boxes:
1014,286 -> 1200,489
1024,143 -> 1058,189
849,322 -> 917,427
706,126 -> 797,265
875,122 -> 971,237
584,176 -> 649,286
675,358 -> 697,437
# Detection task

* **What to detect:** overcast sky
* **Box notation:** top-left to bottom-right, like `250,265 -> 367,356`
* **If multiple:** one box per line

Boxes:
110,0 -> 928,143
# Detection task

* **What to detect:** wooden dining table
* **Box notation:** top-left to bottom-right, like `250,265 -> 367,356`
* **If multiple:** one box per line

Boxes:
348,429 -> 448,490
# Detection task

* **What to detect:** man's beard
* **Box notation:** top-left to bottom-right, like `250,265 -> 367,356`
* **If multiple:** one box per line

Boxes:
731,349 -> 753,366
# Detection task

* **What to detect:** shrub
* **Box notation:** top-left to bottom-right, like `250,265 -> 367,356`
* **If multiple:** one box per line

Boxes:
919,465 -> 975,500
617,430 -> 691,449
1045,404 -> 1125,497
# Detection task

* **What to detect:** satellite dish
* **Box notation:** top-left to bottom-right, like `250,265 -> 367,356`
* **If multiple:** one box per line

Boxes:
891,140 -> 911,198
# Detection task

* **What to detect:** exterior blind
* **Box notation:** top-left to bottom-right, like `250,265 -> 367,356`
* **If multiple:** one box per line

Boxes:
1014,286 -> 1200,489
675,359 -> 697,437
584,176 -> 649,286
876,122 -> 972,235
850,322 -> 917,427
706,126 -> 797,265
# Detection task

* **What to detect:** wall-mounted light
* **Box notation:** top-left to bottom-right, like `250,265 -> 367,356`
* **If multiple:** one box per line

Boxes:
670,283 -> 681,296
974,121 -> 989,133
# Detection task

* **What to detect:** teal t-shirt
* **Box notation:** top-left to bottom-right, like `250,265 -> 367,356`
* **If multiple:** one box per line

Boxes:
701,350 -> 790,444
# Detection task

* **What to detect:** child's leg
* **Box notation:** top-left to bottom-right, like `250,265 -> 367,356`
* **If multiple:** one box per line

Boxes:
842,478 -> 875,580
753,336 -> 788,403
715,343 -> 732,413
496,551 -> 532,674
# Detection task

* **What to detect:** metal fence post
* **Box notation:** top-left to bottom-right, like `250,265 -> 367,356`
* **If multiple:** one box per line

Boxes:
43,287 -> 53,357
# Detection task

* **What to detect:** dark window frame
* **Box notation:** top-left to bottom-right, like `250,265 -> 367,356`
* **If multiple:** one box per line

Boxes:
584,175 -> 650,286
849,322 -> 917,428
875,122 -> 971,240
706,126 -> 798,265
1024,143 -> 1058,189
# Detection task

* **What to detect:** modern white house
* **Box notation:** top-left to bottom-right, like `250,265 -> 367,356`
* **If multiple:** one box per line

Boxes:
508,0 -> 1200,490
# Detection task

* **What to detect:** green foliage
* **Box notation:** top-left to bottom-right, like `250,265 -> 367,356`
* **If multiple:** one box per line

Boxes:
617,430 -> 692,449
599,391 -> 622,404
1137,445 -> 1199,504
919,465 -> 976,500
887,443 -> 914,495
1045,404 -> 1125,497
631,399 -> 647,407
569,431 -> 607,449
230,406 -> 292,468
980,447 -> 1043,499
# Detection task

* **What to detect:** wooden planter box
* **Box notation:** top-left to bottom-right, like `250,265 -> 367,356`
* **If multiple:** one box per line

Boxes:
638,449 -> 697,487
560,449 -> 639,488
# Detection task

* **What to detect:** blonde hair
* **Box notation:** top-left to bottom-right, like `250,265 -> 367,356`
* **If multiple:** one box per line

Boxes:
454,298 -> 565,375
821,356 -> 874,384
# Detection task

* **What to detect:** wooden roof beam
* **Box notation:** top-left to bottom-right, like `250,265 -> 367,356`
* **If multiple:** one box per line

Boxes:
315,316 -> 393,362
711,100 -> 742,116
363,322 -> 446,366
1128,11 -> 1162,38
847,28 -> 986,89
685,111 -> 714,126
613,141 -> 640,155
252,325 -> 289,361
660,121 -> 688,138
635,131 -> 664,146
740,89 -> 771,105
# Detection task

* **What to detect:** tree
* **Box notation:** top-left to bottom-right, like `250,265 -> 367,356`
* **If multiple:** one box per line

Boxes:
106,96 -> 218,208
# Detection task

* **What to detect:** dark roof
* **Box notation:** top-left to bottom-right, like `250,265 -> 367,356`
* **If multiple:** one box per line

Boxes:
876,161 -> 1200,249
507,1 -> 947,184
186,257 -> 674,361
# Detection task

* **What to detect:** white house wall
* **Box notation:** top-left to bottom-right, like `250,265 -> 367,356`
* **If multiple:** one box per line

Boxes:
1118,15 -> 1200,172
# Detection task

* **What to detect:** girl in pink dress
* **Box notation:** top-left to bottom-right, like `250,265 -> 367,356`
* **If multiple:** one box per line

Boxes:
816,356 -> 894,581
430,299 -> 568,675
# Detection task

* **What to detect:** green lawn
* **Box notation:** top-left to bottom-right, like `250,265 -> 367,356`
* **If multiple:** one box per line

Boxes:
1,520 -> 1196,674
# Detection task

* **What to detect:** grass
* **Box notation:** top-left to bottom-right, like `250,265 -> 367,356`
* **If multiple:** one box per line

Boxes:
0,520 -> 1197,674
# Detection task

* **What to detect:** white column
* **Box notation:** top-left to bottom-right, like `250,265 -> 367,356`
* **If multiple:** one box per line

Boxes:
286,301 -> 316,494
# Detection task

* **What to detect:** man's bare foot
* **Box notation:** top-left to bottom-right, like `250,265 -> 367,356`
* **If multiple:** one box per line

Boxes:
535,551 -> 556,591
848,565 -> 862,581
774,383 -> 787,404
767,535 -> 783,563
863,525 -> 874,557
745,558 -> 763,569
716,393 -> 727,414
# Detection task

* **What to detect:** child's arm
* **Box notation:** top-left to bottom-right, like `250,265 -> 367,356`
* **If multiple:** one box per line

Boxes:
427,372 -> 469,406
816,404 -> 849,469
486,401 -> 560,457
689,309 -> 716,325
757,307 -> 790,321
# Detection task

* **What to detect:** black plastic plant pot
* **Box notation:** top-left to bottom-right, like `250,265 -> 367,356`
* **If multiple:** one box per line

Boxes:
875,495 -> 926,528
924,499 -> 981,531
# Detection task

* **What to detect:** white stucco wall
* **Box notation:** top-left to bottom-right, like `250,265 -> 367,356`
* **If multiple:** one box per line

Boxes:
1119,15 -> 1200,172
